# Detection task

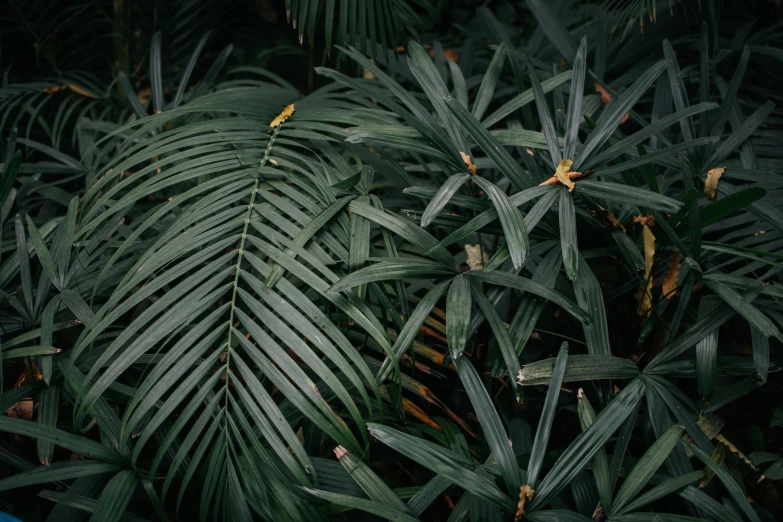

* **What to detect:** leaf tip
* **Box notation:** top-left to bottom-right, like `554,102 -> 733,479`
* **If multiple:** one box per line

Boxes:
333,446 -> 348,459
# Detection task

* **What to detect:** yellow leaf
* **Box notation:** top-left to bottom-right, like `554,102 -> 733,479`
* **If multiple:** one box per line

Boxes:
555,159 -> 575,192
515,484 -> 535,522
662,248 -> 681,298
66,84 -> 101,99
683,413 -> 724,456
270,103 -> 295,127
43,84 -> 101,99
704,167 -> 725,201
699,442 -> 726,488
459,151 -> 477,175
362,58 -> 376,80
464,244 -> 490,270
696,413 -> 724,440
637,224 -> 655,315
715,434 -> 757,470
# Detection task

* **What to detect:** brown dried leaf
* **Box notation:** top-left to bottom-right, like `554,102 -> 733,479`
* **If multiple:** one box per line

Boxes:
594,82 -> 613,106
598,205 -> 625,232
539,171 -> 584,186
270,103 -> 295,128
6,399 -> 33,420
662,248 -> 681,298
637,224 -> 656,315
401,397 -> 441,430
633,214 -> 656,227
554,159 -> 575,192
66,84 -> 101,99
459,151 -> 477,175
594,82 -> 629,124
704,167 -> 725,201
443,49 -> 459,61
137,87 -> 151,105
515,485 -> 535,521
44,84 -> 101,98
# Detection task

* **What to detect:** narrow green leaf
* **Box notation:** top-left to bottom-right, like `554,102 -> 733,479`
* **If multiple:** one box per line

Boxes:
523,55 -> 561,166
519,355 -> 639,385
149,32 -> 164,113
444,96 -> 532,190
1,345 -> 59,359
0,416 -> 120,463
575,60 -> 669,170
613,424 -> 684,514
303,488 -> 421,522
0,150 -> 21,209
751,325 -> 769,382
525,0 -> 578,62
90,470 -> 138,522
368,423 -> 515,511
529,378 -> 645,511
576,181 -> 683,212
583,103 -> 718,171
528,511 -> 593,522
473,175 -> 529,269
558,188 -> 578,280
703,278 -> 780,340
707,101 -> 775,167
335,447 -> 417,517
527,344 -> 569,488
15,215 -> 33,314
172,33 -> 210,109
473,44 -> 506,121
455,356 -> 522,494
563,37 -> 587,160
0,461 -> 123,492
37,386 -> 59,466
328,259 -> 456,294
420,174 -> 470,227
577,390 -> 612,514
483,71 -> 572,128
695,296 -> 721,401
470,283 -> 522,393
447,275 -> 472,359
685,442 -> 761,522
425,186 -> 553,254
39,490 -> 150,522
377,280 -> 451,383
618,471 -> 704,515
466,270 -> 592,327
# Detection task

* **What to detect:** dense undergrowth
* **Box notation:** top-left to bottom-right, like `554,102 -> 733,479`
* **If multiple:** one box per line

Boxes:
1,1 -> 783,521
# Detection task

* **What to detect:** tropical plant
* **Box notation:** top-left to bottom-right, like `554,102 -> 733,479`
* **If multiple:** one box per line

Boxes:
1,0 -> 782,521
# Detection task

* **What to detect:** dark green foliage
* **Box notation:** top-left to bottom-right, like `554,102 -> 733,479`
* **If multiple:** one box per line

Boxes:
1,1 -> 783,521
